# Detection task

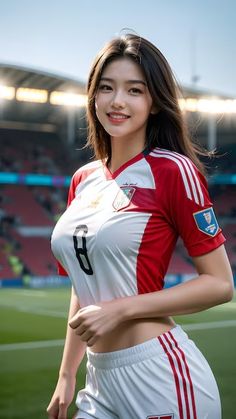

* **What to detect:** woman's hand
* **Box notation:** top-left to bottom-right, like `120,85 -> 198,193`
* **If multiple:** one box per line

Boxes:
47,374 -> 76,419
69,300 -> 124,346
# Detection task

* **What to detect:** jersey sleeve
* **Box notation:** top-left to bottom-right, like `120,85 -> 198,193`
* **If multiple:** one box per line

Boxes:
57,260 -> 68,276
167,159 -> 225,257
66,170 -> 80,206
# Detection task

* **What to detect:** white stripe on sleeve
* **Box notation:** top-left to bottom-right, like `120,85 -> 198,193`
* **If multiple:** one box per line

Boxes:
150,148 -> 205,206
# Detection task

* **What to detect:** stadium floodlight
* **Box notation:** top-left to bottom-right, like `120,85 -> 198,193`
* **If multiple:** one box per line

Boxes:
50,91 -> 87,107
179,98 -> 198,112
16,88 -> 48,103
0,85 -> 15,100
197,98 -> 236,114
179,97 -> 236,114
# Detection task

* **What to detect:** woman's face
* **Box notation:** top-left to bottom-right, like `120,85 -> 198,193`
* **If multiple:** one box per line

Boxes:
95,57 -> 154,145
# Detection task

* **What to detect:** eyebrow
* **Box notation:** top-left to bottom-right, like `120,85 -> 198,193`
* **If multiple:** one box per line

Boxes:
100,77 -> 147,86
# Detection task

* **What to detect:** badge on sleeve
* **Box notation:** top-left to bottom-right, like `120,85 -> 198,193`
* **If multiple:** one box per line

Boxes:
193,207 -> 219,237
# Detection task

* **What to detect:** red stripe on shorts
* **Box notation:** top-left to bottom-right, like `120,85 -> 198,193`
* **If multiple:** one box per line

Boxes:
168,331 -> 197,419
158,335 -> 184,419
163,333 -> 191,419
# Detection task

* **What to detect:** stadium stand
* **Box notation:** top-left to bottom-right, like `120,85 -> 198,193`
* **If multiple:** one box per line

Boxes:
0,128 -> 73,175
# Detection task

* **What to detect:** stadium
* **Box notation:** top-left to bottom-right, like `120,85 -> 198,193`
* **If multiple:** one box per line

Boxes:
0,64 -> 236,418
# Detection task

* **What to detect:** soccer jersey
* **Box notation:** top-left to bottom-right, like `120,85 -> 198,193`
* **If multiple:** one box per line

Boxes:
51,147 -> 225,307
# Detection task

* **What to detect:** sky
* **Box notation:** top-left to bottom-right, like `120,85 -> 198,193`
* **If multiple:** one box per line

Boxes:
0,0 -> 235,96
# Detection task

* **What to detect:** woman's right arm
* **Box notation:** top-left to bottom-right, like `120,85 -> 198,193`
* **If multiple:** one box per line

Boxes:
47,286 -> 87,419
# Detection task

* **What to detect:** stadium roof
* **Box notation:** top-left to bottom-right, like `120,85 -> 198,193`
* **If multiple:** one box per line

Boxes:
0,63 -> 85,93
0,63 -> 87,134
181,84 -> 235,100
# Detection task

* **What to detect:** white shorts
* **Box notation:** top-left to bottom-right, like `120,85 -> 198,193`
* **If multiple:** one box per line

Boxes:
75,325 -> 221,419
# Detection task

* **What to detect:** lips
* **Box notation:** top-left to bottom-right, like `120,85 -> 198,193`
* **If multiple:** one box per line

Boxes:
107,112 -> 130,122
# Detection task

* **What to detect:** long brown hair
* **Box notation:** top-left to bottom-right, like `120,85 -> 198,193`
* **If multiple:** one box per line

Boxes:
86,33 -> 207,174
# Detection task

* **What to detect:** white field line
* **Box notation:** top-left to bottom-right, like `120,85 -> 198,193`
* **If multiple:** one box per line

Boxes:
10,290 -> 48,297
183,319 -> 236,330
0,319 -> 236,352
18,307 -> 68,318
0,302 -> 67,318
0,339 -> 64,351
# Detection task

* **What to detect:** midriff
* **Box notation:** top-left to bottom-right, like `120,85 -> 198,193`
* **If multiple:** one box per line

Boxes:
91,316 -> 176,353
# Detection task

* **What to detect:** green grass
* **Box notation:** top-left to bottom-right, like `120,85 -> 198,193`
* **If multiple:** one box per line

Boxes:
0,288 -> 235,419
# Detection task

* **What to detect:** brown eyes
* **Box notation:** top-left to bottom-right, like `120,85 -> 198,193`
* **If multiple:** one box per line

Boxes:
129,88 -> 143,94
98,84 -> 112,91
98,85 -> 143,94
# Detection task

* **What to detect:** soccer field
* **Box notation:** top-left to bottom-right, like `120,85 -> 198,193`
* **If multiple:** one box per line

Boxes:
0,288 -> 235,419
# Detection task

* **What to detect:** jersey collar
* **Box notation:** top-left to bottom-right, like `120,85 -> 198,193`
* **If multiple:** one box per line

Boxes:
103,149 -> 148,180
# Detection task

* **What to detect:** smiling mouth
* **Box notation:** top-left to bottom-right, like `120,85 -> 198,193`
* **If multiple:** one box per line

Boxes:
107,112 -> 130,120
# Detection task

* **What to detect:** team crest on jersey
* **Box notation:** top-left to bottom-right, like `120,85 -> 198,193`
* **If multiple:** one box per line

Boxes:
193,207 -> 219,237
146,415 -> 174,419
112,187 -> 135,211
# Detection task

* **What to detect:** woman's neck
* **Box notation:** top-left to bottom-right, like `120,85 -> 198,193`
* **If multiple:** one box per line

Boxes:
108,136 -> 145,173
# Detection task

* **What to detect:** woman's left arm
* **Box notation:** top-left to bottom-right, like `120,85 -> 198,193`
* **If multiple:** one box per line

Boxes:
122,244 -> 234,321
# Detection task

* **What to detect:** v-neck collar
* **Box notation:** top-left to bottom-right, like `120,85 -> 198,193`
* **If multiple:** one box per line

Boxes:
103,150 -> 147,180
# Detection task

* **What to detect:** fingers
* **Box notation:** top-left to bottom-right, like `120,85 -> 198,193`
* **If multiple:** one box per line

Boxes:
72,324 -> 99,346
68,305 -> 102,345
86,335 -> 97,347
68,315 -> 91,343
77,328 -> 93,342
47,403 -> 59,419
58,402 -> 68,419
47,401 -> 68,419
69,310 -> 85,329
73,323 -> 87,336
69,305 -> 101,329
68,314 -> 79,329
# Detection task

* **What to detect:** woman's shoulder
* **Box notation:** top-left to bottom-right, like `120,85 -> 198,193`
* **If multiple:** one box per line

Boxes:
72,159 -> 102,177
148,147 -> 201,177
69,160 -> 103,189
149,147 -> 196,166
148,147 -> 207,199
75,159 -> 102,173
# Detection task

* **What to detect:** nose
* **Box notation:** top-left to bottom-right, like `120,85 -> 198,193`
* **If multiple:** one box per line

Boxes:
111,90 -> 125,109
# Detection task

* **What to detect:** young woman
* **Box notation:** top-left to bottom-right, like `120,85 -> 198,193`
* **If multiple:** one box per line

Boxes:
48,33 -> 233,419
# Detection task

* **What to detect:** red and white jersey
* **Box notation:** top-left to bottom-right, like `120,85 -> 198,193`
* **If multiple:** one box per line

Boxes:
51,147 -> 225,307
